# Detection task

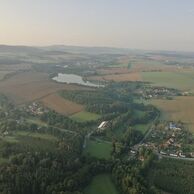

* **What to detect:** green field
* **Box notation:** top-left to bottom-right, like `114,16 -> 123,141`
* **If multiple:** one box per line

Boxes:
26,117 -> 48,127
84,139 -> 112,159
133,123 -> 150,134
70,111 -> 101,122
142,71 -> 194,91
84,174 -> 119,194
134,110 -> 146,118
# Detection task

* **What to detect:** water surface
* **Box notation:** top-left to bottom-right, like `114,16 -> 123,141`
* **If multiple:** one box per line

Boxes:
52,73 -> 103,87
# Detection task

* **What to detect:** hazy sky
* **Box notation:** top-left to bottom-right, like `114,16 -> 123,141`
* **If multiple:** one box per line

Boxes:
0,0 -> 194,51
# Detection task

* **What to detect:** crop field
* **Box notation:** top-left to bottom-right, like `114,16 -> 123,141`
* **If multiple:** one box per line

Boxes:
41,93 -> 84,115
150,96 -> 194,132
131,61 -> 174,71
84,174 -> 119,194
84,139 -> 112,159
70,111 -> 100,122
88,72 -> 142,82
97,67 -> 130,75
142,71 -> 194,91
0,71 -> 89,105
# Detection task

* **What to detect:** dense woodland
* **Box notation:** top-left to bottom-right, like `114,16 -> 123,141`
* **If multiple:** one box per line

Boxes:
148,158 -> 194,194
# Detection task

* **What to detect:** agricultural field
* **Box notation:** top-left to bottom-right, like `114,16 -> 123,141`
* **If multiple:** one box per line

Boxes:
130,59 -> 180,72
70,111 -> 100,122
88,72 -> 142,82
142,71 -> 194,91
96,67 -> 130,75
84,139 -> 112,159
84,174 -> 119,194
41,93 -> 84,115
0,71 -> 88,105
150,96 -> 194,133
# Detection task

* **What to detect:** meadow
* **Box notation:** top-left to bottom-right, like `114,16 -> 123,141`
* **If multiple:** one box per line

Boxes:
133,123 -> 150,135
84,174 -> 119,194
84,139 -> 112,159
70,111 -> 100,122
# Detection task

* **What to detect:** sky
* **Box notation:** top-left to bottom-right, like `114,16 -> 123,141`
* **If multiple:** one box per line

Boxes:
0,0 -> 194,51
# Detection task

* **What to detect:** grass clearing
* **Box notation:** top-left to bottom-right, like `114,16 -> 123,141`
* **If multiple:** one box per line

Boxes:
84,174 -> 119,194
134,110 -> 146,118
15,131 -> 58,141
84,139 -> 112,159
70,111 -> 100,122
26,117 -> 48,127
133,123 -> 150,134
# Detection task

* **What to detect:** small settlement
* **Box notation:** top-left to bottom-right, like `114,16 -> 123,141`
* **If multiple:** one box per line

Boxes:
130,121 -> 194,159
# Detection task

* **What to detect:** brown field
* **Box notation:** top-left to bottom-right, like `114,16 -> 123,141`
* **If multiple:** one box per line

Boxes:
88,72 -> 142,82
0,71 -> 90,105
150,96 -> 194,132
41,93 -> 84,115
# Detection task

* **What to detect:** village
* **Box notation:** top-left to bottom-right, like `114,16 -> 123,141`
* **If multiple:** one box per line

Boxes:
130,121 -> 194,160
22,102 -> 48,116
135,85 -> 193,100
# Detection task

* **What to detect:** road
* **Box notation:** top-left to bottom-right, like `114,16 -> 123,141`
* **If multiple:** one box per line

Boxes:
158,153 -> 194,161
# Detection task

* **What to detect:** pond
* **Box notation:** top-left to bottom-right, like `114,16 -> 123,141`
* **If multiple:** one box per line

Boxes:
52,73 -> 103,87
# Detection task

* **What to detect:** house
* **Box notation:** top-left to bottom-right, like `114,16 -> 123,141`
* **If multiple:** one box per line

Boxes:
98,121 -> 108,129
169,123 -> 182,131
170,153 -> 178,157
160,151 -> 167,155
179,153 -> 186,158
130,150 -> 136,154
97,121 -> 109,132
